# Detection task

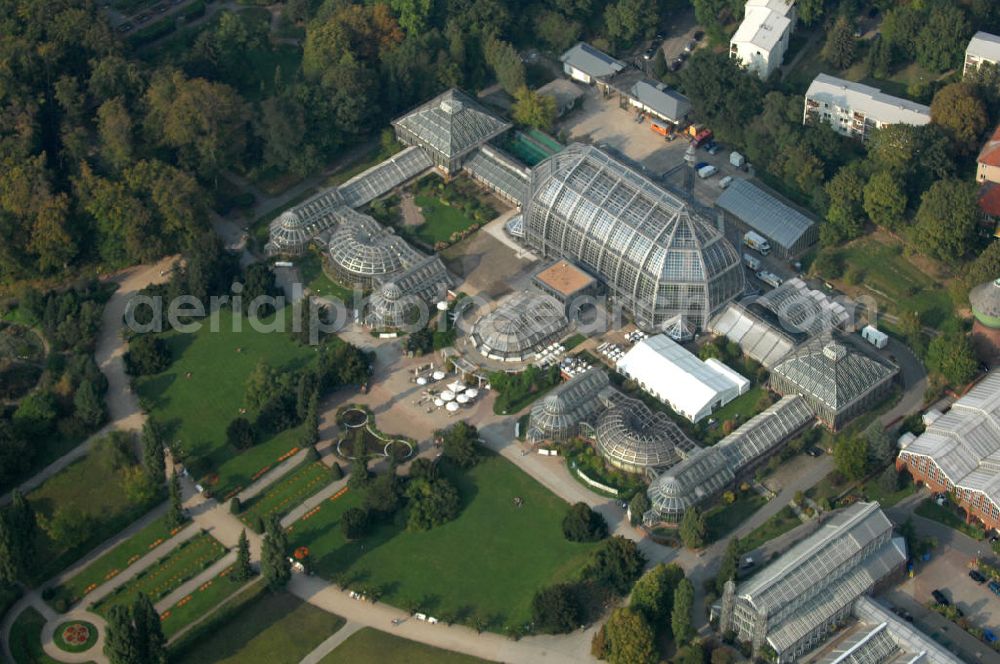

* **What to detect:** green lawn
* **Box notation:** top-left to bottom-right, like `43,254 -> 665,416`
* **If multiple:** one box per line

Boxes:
915,499 -> 986,541
161,572 -> 258,639
93,534 -> 227,617
825,236 -> 954,330
176,590 -> 344,664
700,386 -> 769,444
239,460 -> 331,532
740,506 -> 802,553
288,454 -> 599,631
136,307 -> 315,486
28,450 -> 159,584
321,627 -> 492,664
297,252 -> 359,305
411,195 -> 481,246
705,493 -> 769,543
48,513 -> 186,610
859,478 -> 919,508
10,608 -> 59,664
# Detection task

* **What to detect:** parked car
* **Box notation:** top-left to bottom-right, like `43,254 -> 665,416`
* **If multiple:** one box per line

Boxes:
931,589 -> 950,606
707,142 -> 721,155
990,580 -> 1000,596
685,39 -> 697,52
643,46 -> 657,60
116,22 -> 133,32
695,161 -> 709,170
985,630 -> 997,644
806,447 -> 822,457
739,556 -> 755,570
970,569 -> 987,584
669,58 -> 683,71
693,30 -> 705,41
719,175 -> 733,189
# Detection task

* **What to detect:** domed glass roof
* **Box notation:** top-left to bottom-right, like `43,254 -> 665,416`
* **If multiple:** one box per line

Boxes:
595,394 -> 695,471
470,292 -> 568,361
328,215 -> 421,280
526,369 -> 610,443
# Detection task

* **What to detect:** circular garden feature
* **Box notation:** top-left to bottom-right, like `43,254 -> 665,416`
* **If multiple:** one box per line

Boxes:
341,407 -> 368,429
54,620 -> 97,653
383,440 -> 414,460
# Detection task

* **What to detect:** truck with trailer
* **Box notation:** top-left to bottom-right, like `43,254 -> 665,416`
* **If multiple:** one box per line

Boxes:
756,270 -> 782,288
742,253 -> 761,271
861,325 -> 888,349
743,231 -> 771,255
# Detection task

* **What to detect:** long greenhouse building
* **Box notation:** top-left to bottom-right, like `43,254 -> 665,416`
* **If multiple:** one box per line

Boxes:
521,143 -> 744,332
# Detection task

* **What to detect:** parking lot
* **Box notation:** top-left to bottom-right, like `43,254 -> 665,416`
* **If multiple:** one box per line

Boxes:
883,547 -> 1000,663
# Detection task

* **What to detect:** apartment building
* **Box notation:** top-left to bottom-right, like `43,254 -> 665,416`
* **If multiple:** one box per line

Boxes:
803,74 -> 930,140
730,0 -> 796,79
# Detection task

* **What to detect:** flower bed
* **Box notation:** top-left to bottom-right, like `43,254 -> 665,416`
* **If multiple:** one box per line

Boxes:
238,461 -> 333,532
54,620 -> 97,653
92,533 -> 227,617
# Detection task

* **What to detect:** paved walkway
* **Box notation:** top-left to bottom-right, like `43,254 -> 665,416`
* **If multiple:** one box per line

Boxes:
298,621 -> 365,664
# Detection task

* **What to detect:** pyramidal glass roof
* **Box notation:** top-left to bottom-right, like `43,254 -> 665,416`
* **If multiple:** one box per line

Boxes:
769,336 -> 896,411
392,89 -> 512,161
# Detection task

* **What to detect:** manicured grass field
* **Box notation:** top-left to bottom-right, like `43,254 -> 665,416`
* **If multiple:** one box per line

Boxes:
740,506 -> 803,553
136,307 -> 315,483
93,534 -> 227,617
411,195 -> 482,245
239,461 -> 332,532
817,236 -> 954,330
297,252 -> 358,305
288,454 -> 600,631
701,386 -> 769,444
28,450 -> 159,584
321,627 -> 492,664
48,514 -> 187,610
705,493 -> 768,543
178,590 -> 344,664
161,571 -> 258,639
10,608 -> 59,664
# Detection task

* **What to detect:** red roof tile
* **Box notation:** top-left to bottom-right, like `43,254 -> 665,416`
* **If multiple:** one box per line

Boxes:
979,183 -> 1000,217
979,124 -> 1000,168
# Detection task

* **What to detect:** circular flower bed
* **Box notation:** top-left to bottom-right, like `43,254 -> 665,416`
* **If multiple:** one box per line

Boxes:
383,440 -> 414,460
341,408 -> 368,428
54,620 -> 97,653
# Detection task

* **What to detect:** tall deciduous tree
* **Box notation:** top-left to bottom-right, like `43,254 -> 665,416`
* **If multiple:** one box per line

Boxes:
915,4 -> 971,72
821,16 -> 857,69
8,489 -> 36,575
822,163 -> 868,245
930,83 -> 988,155
605,607 -> 657,664
863,171 -> 907,231
482,35 -> 525,95
679,506 -> 706,549
630,562 -> 684,626
604,0 -> 656,49
912,179 -> 979,264
512,88 -> 557,131
104,604 -> 139,664
834,435 -> 869,481
926,325 -> 977,386
133,593 -> 167,664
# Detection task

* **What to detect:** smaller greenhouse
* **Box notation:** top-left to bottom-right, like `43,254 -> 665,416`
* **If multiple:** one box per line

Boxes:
595,393 -> 696,474
647,395 -> 815,522
469,292 -> 569,363
327,209 -> 423,289
769,337 -> 897,430
526,368 -> 611,442
366,255 -> 453,329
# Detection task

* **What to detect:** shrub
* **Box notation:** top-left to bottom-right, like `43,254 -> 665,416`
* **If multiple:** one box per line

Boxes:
330,462 -> 343,480
562,502 -> 609,542
230,497 -> 241,514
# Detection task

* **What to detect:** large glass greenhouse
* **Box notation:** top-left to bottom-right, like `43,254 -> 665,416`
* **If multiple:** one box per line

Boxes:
769,337 -> 897,430
521,143 -> 744,331
594,393 -> 696,474
469,292 -> 569,363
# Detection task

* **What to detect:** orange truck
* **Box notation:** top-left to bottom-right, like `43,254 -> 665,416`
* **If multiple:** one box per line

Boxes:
650,119 -> 671,137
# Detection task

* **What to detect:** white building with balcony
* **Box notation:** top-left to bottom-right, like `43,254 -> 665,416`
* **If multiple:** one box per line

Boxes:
730,0 -> 796,79
965,31 -> 1000,77
803,74 -> 930,141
